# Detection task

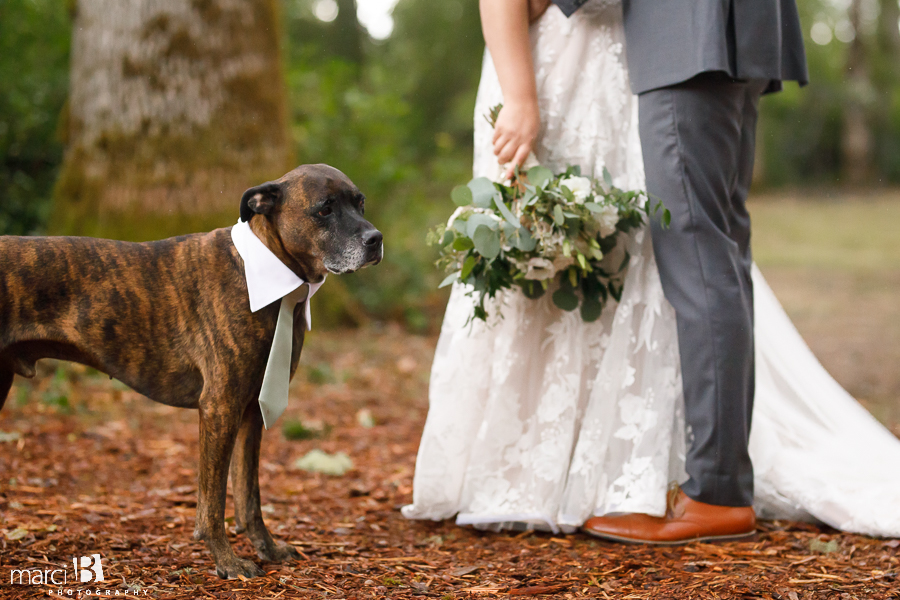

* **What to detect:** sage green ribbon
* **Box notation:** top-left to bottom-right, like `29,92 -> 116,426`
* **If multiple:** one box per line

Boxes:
258,283 -> 310,430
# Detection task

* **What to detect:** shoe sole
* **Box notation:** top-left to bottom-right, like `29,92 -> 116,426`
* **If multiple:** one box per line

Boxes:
581,528 -> 757,546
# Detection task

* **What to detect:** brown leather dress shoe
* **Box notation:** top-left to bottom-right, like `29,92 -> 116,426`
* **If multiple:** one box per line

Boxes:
581,487 -> 756,545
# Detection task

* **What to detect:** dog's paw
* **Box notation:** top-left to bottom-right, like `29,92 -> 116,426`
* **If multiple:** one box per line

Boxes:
215,556 -> 265,580
257,541 -> 301,563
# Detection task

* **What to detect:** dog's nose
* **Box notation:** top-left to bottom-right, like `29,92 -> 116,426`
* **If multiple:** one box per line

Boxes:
363,230 -> 383,247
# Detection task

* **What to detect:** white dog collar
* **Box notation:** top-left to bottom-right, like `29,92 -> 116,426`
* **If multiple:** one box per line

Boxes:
231,219 -> 325,429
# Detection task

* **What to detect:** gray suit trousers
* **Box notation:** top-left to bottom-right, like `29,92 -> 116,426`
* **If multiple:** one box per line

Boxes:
640,72 -> 769,507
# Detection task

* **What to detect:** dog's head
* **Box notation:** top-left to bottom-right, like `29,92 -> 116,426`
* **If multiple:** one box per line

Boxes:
239,164 -> 383,281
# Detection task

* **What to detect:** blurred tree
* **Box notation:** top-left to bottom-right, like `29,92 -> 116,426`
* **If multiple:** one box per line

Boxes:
0,0 -> 70,235
881,0 -> 900,53
386,0 -> 484,156
334,0 -> 364,66
842,0 -> 875,184
871,0 -> 900,182
52,0 -> 293,240
758,0 -> 900,187
281,0 -> 484,328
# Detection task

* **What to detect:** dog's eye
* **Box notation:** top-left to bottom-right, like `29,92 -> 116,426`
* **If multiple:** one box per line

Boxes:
318,206 -> 333,217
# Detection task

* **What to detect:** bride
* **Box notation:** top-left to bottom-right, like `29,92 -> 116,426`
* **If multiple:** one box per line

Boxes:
402,0 -> 900,538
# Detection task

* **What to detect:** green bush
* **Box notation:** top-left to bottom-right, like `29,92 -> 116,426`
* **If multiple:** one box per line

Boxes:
0,0 -> 71,235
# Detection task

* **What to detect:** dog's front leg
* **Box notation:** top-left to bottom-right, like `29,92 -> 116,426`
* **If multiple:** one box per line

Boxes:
193,399 -> 265,579
231,401 -> 300,563
0,367 -> 13,411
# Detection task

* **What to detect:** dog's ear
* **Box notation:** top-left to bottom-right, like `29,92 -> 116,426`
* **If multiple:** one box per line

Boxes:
240,182 -> 283,222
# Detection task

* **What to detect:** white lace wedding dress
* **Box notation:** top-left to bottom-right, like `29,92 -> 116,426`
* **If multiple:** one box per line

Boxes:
402,0 -> 900,537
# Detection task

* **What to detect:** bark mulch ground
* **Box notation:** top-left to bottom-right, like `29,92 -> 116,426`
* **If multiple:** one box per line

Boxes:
1,326 -> 898,599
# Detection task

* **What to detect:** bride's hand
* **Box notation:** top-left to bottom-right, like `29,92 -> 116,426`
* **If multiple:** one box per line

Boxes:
528,0 -> 552,23
493,99 -> 540,179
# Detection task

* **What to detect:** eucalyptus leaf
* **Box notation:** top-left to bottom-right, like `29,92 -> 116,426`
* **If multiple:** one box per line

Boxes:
520,280 -> 546,299
512,227 -> 537,251
553,204 -> 565,226
472,225 -> 501,260
618,250 -> 631,273
452,236 -> 474,251
466,213 -> 499,238
610,280 -> 624,302
439,272 -> 460,288
468,177 -> 497,208
460,255 -> 477,280
580,297 -> 604,322
552,287 -> 579,312
451,184 -> 473,207
584,202 -> 604,213
493,194 -> 521,229
602,166 -> 613,188
526,165 -> 553,188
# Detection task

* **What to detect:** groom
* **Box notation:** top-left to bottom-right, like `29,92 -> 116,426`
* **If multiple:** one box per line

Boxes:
551,0 -> 808,543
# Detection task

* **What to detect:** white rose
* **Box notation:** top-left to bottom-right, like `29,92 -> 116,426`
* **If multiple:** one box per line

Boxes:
559,176 -> 593,202
596,204 -> 620,237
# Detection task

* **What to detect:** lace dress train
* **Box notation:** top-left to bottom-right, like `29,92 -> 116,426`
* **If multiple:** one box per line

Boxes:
402,1 -> 900,536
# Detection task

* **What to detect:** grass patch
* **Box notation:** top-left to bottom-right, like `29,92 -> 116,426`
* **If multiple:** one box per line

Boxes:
750,190 -> 900,271
749,188 -> 900,429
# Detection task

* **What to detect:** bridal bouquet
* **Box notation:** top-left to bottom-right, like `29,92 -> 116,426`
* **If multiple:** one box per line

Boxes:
428,160 -> 669,323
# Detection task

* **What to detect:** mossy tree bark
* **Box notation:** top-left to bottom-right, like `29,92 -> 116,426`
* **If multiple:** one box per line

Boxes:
53,0 -> 293,240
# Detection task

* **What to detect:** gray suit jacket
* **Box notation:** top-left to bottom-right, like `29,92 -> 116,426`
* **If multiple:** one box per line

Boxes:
551,0 -> 808,94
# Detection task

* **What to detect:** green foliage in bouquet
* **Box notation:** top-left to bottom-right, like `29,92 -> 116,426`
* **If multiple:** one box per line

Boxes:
428,164 -> 670,323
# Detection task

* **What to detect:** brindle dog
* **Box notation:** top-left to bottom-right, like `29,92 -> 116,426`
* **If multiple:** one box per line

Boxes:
0,164 -> 383,578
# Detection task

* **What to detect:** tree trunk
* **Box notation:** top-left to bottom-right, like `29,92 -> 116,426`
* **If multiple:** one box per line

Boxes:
881,0 -> 900,56
53,0 -> 293,240
841,0 -> 874,186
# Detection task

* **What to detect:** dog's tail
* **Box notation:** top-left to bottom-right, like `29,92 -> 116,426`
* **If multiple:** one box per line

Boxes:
0,368 -> 12,412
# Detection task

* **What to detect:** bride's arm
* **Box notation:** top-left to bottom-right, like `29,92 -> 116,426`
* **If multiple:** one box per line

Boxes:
480,0 -> 543,179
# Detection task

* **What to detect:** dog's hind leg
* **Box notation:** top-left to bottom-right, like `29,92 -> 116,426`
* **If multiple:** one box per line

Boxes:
193,393 -> 265,579
231,401 -> 300,563
0,368 -> 13,412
